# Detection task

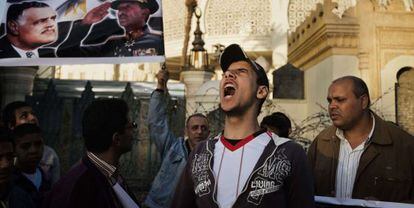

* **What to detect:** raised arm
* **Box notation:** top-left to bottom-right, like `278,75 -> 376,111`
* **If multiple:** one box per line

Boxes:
148,70 -> 179,159
57,2 -> 111,57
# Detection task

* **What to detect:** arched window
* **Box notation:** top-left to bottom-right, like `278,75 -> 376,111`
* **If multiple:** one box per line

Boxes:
396,66 -> 414,135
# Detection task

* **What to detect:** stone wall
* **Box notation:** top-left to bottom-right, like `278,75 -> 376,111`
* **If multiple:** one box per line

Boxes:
397,68 -> 414,135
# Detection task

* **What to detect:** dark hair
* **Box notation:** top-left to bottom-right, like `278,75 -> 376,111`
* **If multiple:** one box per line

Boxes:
256,78 -> 268,116
186,113 -> 208,127
12,123 -> 42,142
260,112 -> 291,138
6,1 -> 50,34
0,127 -> 14,146
82,99 -> 129,153
332,76 -> 371,107
7,1 -> 50,21
2,101 -> 31,129
253,62 -> 269,116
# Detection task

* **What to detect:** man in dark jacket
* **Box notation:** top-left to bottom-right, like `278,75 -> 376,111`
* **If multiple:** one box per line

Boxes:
44,99 -> 139,208
308,76 -> 414,203
0,128 -> 14,208
172,44 -> 315,208
8,124 -> 51,208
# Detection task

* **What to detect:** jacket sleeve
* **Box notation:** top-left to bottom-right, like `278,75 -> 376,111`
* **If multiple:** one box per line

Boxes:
148,90 -> 180,159
288,143 -> 316,208
307,137 -> 317,174
407,133 -> 414,203
171,154 -> 197,208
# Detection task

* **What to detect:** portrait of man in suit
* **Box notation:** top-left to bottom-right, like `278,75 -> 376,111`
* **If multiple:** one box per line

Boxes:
0,1 -> 58,58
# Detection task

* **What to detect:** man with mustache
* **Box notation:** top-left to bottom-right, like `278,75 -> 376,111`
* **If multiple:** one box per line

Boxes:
308,76 -> 414,203
0,1 -> 57,58
0,128 -> 14,208
172,44 -> 315,208
57,0 -> 164,57
8,124 -> 51,208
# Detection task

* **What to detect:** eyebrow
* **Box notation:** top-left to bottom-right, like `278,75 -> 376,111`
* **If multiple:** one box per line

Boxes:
33,14 -> 57,24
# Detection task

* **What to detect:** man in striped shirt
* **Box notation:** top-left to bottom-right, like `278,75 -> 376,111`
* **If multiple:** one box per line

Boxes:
45,99 -> 140,208
308,76 -> 414,203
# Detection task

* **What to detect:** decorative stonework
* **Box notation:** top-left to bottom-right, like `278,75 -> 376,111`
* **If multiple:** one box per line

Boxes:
288,2 -> 359,70
162,0 -> 186,42
358,52 -> 369,71
288,0 -> 323,32
377,27 -> 414,69
331,0 -> 357,18
379,0 -> 414,11
205,0 -> 272,36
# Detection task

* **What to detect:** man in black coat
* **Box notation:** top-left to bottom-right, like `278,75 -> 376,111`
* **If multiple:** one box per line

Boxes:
44,99 -> 139,208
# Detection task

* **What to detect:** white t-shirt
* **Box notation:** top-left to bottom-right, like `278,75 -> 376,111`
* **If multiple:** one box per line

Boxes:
213,131 -> 272,208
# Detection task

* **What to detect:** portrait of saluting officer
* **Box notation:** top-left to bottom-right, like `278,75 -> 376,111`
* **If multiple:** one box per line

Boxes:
57,0 -> 164,57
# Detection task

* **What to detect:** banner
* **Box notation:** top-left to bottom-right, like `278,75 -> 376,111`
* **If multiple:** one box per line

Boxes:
315,196 -> 414,208
0,0 -> 165,66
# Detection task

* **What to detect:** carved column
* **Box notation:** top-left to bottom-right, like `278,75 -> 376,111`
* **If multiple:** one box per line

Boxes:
181,70 -> 214,115
0,66 -> 38,108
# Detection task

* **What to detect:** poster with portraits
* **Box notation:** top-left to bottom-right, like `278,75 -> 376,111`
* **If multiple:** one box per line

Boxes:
0,0 -> 164,66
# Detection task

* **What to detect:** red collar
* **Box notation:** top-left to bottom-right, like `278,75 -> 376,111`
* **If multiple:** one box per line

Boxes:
220,130 -> 264,151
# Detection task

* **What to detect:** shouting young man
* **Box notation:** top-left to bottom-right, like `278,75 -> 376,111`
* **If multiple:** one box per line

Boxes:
172,44 -> 315,208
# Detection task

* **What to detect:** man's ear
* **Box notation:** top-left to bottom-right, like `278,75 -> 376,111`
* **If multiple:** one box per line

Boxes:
112,132 -> 121,147
7,21 -> 19,36
360,94 -> 369,109
257,86 -> 269,100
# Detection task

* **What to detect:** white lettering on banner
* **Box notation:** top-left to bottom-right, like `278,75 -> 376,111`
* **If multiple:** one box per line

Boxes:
315,196 -> 414,208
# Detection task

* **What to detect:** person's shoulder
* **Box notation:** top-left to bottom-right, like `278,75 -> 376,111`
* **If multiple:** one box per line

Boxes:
190,135 -> 218,155
0,35 -> 18,58
43,145 -> 58,156
0,35 -> 9,43
314,125 -> 336,141
55,161 -> 102,194
278,139 -> 306,154
381,119 -> 414,143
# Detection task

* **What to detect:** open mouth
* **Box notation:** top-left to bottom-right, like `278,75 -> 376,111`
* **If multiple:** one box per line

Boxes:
224,83 -> 236,97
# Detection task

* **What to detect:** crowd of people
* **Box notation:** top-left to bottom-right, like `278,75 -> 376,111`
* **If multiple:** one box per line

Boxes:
0,43 -> 413,208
